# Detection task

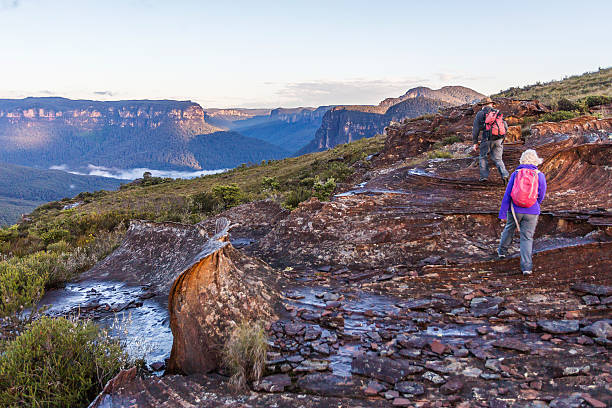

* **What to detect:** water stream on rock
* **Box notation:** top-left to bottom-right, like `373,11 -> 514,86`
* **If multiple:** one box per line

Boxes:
40,280 -> 172,365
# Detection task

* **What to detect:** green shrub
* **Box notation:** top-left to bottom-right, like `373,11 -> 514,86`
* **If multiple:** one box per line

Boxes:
441,135 -> 462,145
261,177 -> 280,192
427,150 -> 453,159
556,97 -> 579,111
40,228 -> 70,245
312,177 -> 336,201
538,110 -> 580,122
211,184 -> 245,210
319,161 -> 353,182
583,95 -> 612,107
299,176 -> 316,188
284,188 -> 312,210
0,316 -> 129,407
0,226 -> 18,243
222,321 -> 268,390
47,240 -> 70,253
0,261 -> 47,321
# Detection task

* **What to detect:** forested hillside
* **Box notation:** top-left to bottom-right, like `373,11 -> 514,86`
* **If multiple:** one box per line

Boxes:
0,162 -> 124,225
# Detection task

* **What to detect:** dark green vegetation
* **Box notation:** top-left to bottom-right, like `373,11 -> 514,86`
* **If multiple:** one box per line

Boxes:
0,316 -> 129,408
187,131 -> 289,169
0,162 -> 125,226
0,197 -> 41,226
495,67 -> 612,106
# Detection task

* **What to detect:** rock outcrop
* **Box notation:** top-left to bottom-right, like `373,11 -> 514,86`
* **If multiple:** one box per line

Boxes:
381,98 -> 550,164
167,220 -> 279,375
80,220 -> 210,296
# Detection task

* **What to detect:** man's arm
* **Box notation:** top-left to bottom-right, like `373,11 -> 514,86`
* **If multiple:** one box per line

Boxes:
472,110 -> 483,145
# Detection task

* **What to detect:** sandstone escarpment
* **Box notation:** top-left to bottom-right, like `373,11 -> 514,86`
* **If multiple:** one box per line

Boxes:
300,86 -> 485,154
0,97 -> 289,170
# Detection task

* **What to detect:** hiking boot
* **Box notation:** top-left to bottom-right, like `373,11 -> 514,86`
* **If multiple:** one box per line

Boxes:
522,270 -> 532,276
496,249 -> 506,259
479,177 -> 487,182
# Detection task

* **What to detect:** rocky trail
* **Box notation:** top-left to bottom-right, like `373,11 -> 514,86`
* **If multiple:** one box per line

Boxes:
39,99 -> 611,407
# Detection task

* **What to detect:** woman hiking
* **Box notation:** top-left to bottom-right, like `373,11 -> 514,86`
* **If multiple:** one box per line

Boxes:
497,149 -> 547,275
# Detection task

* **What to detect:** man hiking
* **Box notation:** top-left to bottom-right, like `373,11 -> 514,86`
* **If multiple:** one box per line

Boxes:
472,97 -> 509,184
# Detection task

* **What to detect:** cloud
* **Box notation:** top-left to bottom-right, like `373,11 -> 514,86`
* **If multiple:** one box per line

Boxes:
274,78 -> 430,107
0,0 -> 19,10
434,72 -> 491,83
50,164 -> 228,180
93,90 -> 115,96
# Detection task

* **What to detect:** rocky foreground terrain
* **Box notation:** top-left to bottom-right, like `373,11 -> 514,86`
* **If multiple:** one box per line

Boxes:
77,98 -> 610,407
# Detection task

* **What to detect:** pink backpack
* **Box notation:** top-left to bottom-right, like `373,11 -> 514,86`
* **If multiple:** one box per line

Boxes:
485,109 -> 506,137
511,168 -> 540,207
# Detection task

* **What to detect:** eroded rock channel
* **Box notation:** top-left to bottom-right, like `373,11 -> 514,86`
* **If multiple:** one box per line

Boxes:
45,100 -> 611,407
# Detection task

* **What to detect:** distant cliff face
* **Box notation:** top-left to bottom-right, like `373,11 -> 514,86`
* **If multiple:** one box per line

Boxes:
269,106 -> 331,123
300,86 -> 484,153
206,106 -> 333,153
0,98 -> 217,138
0,98 -> 287,171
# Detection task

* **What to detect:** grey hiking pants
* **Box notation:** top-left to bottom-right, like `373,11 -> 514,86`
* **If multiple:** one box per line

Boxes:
479,138 -> 509,179
498,211 -> 539,272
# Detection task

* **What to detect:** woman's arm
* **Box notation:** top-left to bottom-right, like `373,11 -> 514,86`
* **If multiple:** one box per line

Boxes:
538,172 -> 547,204
498,172 -> 516,219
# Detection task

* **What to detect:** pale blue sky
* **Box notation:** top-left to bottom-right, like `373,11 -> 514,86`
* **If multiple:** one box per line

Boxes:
1,0 -> 610,108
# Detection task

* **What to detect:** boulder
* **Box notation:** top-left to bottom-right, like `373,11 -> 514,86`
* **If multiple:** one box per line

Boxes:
167,220 -> 278,374
537,320 -> 580,334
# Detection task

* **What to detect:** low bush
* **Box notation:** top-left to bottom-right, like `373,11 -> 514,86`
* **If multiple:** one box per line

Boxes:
0,316 -> 129,407
583,95 -> 612,107
441,135 -> 462,145
0,261 -> 47,322
427,150 -> 453,159
556,97 -> 580,111
261,176 -> 280,192
211,184 -> 245,210
47,240 -> 70,253
312,177 -> 336,201
222,321 -> 268,390
283,188 -> 312,210
538,110 -> 579,123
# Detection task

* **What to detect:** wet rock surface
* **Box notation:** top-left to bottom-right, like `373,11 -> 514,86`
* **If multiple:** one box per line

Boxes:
79,102 -> 611,406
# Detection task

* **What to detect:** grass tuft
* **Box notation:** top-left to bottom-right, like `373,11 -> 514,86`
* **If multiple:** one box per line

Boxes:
222,321 -> 268,391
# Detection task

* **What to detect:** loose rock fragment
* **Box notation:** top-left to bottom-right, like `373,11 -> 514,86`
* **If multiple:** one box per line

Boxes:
253,374 -> 292,392
395,381 -> 424,395
537,320 -> 580,334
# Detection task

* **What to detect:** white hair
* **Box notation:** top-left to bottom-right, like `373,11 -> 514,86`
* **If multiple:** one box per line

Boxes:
519,149 -> 543,166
